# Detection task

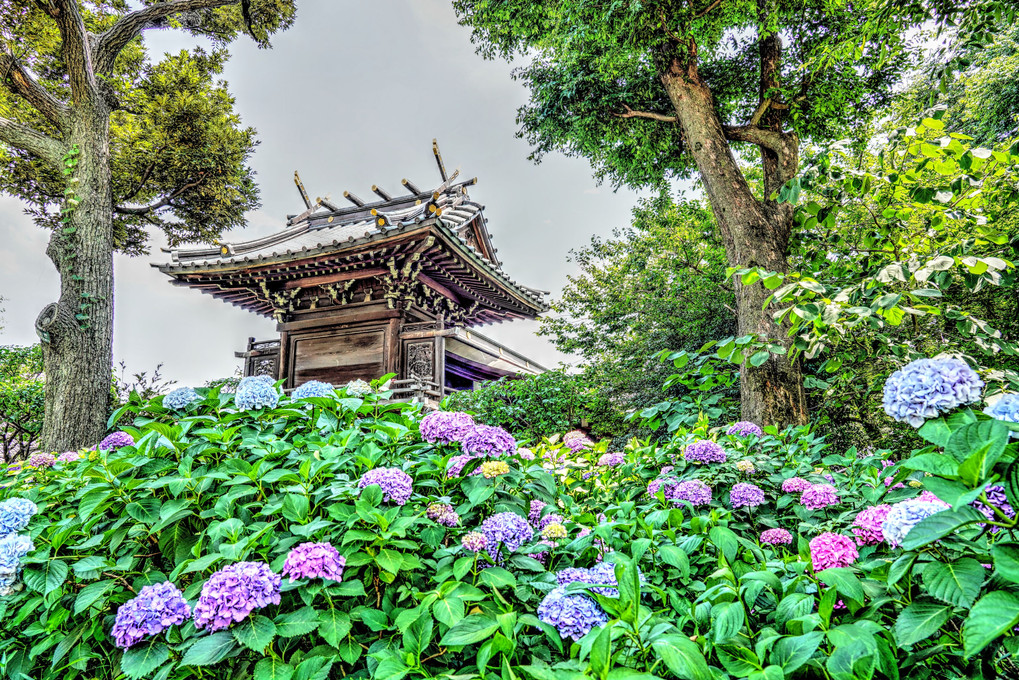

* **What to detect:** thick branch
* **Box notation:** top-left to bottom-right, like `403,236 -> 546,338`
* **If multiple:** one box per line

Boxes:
114,174 -> 206,215
0,54 -> 69,129
722,124 -> 785,154
0,116 -> 66,168
44,0 -> 99,105
614,104 -> 678,123
95,0 -> 239,74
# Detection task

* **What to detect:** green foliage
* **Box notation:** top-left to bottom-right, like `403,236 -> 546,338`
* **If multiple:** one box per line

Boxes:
0,344 -> 43,462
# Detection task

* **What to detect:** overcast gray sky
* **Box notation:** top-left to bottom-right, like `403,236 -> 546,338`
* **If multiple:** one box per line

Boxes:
0,0 -> 647,386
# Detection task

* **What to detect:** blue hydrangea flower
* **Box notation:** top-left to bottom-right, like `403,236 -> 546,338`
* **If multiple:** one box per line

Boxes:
883,357 -> 984,427
537,586 -> 609,641
881,500 -> 949,547
234,375 -> 280,410
292,381 -> 335,400
163,387 -> 201,410
984,394 -> 1019,437
111,581 -> 191,648
0,498 -> 37,536
0,534 -> 33,570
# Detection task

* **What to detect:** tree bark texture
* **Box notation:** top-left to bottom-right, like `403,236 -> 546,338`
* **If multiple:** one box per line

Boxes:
659,40 -> 808,428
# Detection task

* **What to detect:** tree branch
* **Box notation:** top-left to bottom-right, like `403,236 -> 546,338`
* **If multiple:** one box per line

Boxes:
43,0 -> 99,105
0,116 -> 66,168
722,124 -> 785,154
0,54 -> 69,129
114,173 -> 206,215
614,104 -> 678,123
694,0 -> 724,19
94,0 -> 239,75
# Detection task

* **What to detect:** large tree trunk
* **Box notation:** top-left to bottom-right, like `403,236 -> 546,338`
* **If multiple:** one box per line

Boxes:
659,43 -> 808,428
36,109 -> 114,451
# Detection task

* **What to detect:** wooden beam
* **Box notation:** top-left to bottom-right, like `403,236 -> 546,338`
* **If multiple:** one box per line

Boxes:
282,267 -> 388,290
417,273 -> 459,302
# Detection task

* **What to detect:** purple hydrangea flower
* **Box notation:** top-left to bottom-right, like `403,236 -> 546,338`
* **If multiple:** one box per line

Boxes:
358,467 -> 413,505
27,452 -> 56,468
648,477 -> 680,500
0,498 -> 37,535
852,505 -> 892,546
446,454 -> 476,478
420,411 -> 476,444
461,425 -> 517,456
760,528 -> 793,545
480,512 -> 533,563
164,387 -> 201,410
292,381 -> 335,400
673,479 -> 712,507
193,562 -> 281,632
881,500 -> 949,547
426,503 -> 460,527
727,421 -> 763,438
781,477 -> 812,493
730,483 -> 765,509
810,533 -> 858,572
97,431 -> 134,452
537,586 -> 608,641
984,394 -> 1019,437
917,491 -> 945,504
517,448 -> 536,460
972,485 -> 1016,533
556,567 -> 592,586
111,581 -> 191,649
684,440 -> 727,464
883,357 -> 984,427
57,451 -> 80,463
598,452 -> 624,467
563,430 -> 593,453
801,484 -> 840,510
462,532 -> 487,553
281,542 -> 346,582
528,500 -> 547,526
234,375 -> 280,410
539,513 -> 565,530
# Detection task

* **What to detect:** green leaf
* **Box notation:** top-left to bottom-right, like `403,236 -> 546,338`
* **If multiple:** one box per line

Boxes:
253,658 -> 295,680
946,420 -> 1009,466
651,635 -> 712,680
432,595 -> 465,627
275,606 -> 321,638
180,632 -> 236,666
337,639 -> 362,665
770,632 -> 823,673
282,494 -> 310,523
749,350 -> 770,367
126,498 -> 161,524
900,506 -> 986,550
815,568 -> 865,604
23,559 -> 68,596
440,613 -> 500,646
659,545 -> 690,578
374,656 -> 411,680
709,526 -> 739,564
479,567 -> 517,589
120,642 -> 170,680
962,591 -> 1019,658
922,559 -> 984,608
899,453 -> 958,476
232,614 -> 276,651
293,657 -> 333,680
74,579 -> 115,615
711,602 -> 745,643
374,549 -> 402,574
991,543 -> 1019,584
318,608 -> 352,646
894,601 -> 953,647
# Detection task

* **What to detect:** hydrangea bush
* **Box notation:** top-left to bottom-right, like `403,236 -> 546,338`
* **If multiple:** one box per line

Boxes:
1,363 -> 1018,680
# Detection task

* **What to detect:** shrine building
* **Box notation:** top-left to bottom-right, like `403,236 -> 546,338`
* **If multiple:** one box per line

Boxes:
156,143 -> 548,397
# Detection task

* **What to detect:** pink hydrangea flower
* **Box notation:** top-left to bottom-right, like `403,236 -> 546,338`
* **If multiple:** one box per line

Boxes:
809,532 -> 858,572
851,505 -> 892,546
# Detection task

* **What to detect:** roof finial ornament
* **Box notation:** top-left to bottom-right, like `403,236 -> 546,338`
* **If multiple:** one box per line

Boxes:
432,138 -> 448,182
293,171 -> 313,209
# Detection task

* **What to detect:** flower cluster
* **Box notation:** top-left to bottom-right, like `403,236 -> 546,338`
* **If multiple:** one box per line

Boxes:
809,532 -> 859,572
727,421 -> 763,438
426,503 -> 460,527
446,454 -> 475,478
481,460 -> 510,478
882,357 -> 984,427
345,379 -> 372,397
684,440 -> 727,464
97,430 -> 135,452
57,451 -> 80,463
735,460 -> 755,475
462,532 -> 487,553
27,452 -> 56,468
528,500 -> 547,526
537,587 -> 608,641
516,447 -> 535,460
234,375 -> 280,410
598,451 -> 624,467
539,513 -> 564,530
358,467 -> 413,505
461,425 -> 516,456
760,528 -> 793,545
420,411 -> 475,444
292,380 -> 335,400
563,430 -> 593,452
541,522 -> 567,542
852,505 -> 892,546
781,477 -> 812,493
673,479 -> 712,507
730,483 -> 765,508
972,485 -> 1015,532
111,581 -> 191,649
984,394 -> 1019,436
164,387 -> 201,410
193,562 -> 281,632
0,498 -> 37,535
0,534 -> 33,596
647,476 -> 679,500
479,512 -> 533,563
801,484 -> 839,510
281,542 -> 346,582
881,500 -> 949,547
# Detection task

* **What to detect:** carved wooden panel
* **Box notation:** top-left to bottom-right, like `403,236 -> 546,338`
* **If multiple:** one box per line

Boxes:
292,330 -> 385,385
404,341 -> 435,381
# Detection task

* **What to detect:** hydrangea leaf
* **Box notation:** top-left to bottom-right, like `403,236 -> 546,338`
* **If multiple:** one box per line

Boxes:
651,635 -> 712,680
274,606 -> 320,638
317,609 -> 352,646
439,613 -> 500,647
253,658 -> 295,680
231,614 -> 276,652
962,591 -> 1019,658
901,506 -> 986,550
894,601 -> 953,648
769,632 -> 823,673
991,543 -> 1019,584
119,641 -> 169,680
921,559 -> 985,608
179,632 -> 236,666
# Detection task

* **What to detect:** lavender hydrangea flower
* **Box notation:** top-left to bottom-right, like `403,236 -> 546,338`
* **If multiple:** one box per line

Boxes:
881,500 -> 950,547
27,452 -> 56,468
852,505 -> 892,546
292,380 -> 335,400
563,430 -> 593,453
539,513 -> 565,530
984,394 -> 1019,437
111,581 -> 191,649
462,532 -> 487,553
193,562 -> 281,632
647,477 -> 680,500
420,411 -> 476,444
684,440 -> 727,464
782,477 -> 812,493
517,447 -> 535,460
727,421 -> 763,438
673,479 -> 712,507
234,375 -> 280,410
426,503 -> 460,527
537,586 -> 608,641
730,483 -> 765,509
528,500 -> 547,526
556,567 -> 592,586
883,357 -> 984,427
446,454 -> 476,478
0,498 -> 38,535
972,485 -> 1016,532
801,484 -> 840,510
164,387 -> 201,410
480,512 -> 533,563
461,425 -> 517,456
57,451 -> 80,463
358,467 -> 413,505
281,542 -> 346,582
97,431 -> 135,452
345,379 -> 372,397
760,528 -> 793,545
598,452 -> 624,467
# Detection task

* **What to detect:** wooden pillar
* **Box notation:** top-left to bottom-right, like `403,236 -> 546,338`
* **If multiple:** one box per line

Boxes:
387,316 -> 402,379
278,330 -> 289,387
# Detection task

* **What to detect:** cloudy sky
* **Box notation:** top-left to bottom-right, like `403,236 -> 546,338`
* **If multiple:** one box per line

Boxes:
0,0 -> 648,386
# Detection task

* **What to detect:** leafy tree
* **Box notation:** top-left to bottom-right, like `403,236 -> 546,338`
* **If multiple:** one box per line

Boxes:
454,0 -> 915,427
539,192 -> 735,416
0,344 -> 44,462
0,0 -> 296,450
